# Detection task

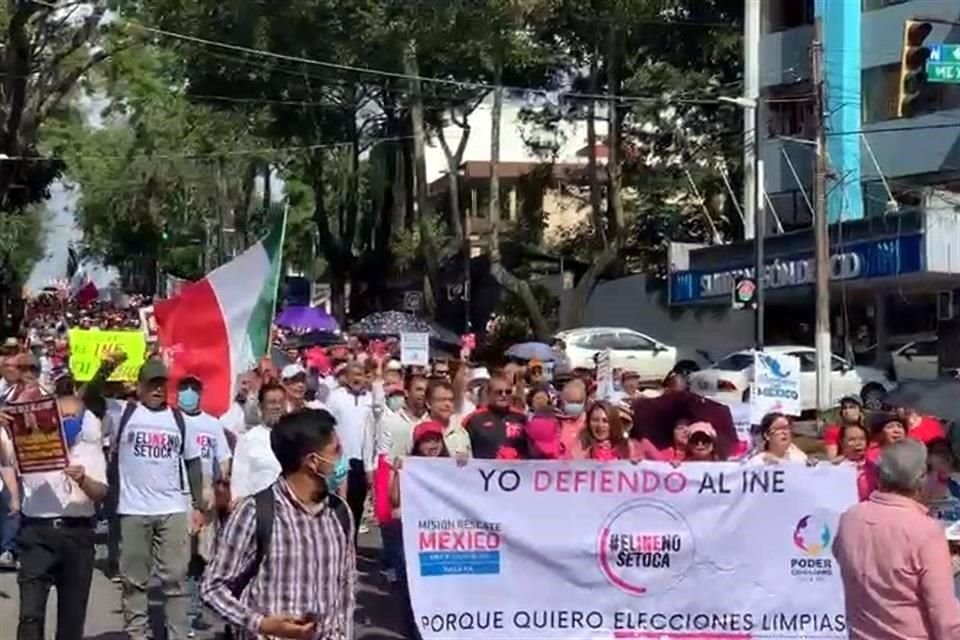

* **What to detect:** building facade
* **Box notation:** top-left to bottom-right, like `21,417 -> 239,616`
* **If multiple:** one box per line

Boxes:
669,0 -> 960,375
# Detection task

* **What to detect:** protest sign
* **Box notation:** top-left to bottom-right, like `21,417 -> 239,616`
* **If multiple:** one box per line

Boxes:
401,332 -> 430,367
3,398 -> 69,473
139,306 -> 158,343
68,329 -> 146,381
750,351 -> 801,424
929,496 -> 960,541
401,459 -> 857,640
596,349 -> 614,400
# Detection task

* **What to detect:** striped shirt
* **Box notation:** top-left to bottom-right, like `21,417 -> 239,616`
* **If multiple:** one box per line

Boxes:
201,479 -> 356,640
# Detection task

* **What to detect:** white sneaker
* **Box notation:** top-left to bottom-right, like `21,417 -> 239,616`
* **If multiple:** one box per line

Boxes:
0,551 -> 15,570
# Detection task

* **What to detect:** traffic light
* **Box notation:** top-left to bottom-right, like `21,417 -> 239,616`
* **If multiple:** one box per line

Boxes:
898,20 -> 933,117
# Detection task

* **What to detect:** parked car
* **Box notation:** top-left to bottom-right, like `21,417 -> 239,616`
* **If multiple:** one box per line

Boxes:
689,345 -> 896,411
891,337 -> 939,381
554,327 -> 697,382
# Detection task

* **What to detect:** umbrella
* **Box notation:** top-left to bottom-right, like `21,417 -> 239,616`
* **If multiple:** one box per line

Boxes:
884,380 -> 960,425
505,342 -> 556,362
630,390 -> 738,460
293,331 -> 347,348
276,306 -> 340,332
350,311 -> 460,346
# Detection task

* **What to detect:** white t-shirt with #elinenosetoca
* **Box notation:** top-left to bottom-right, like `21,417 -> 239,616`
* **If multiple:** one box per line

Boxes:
115,402 -> 202,516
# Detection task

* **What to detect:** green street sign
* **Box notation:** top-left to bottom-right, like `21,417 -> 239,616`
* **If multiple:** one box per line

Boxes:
927,44 -> 960,84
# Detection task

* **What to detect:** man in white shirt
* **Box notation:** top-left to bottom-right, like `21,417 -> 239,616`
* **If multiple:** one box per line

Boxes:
230,383 -> 286,501
0,391 -> 108,640
374,375 -> 428,462
176,374 -> 231,634
97,359 -> 205,640
280,364 -> 325,412
325,362 -> 374,543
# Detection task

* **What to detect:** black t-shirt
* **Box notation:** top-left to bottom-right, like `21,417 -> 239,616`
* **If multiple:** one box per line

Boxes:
463,408 -> 529,460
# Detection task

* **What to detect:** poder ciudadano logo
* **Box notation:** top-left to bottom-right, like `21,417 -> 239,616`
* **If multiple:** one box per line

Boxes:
597,500 -> 695,596
790,514 -> 834,580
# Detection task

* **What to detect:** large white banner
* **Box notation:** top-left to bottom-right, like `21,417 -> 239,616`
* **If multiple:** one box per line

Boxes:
401,460 -> 857,640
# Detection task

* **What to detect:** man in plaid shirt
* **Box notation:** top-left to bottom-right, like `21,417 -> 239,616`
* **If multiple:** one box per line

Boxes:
202,409 -> 355,640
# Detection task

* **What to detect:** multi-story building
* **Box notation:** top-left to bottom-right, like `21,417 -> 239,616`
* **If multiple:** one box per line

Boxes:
669,0 -> 960,375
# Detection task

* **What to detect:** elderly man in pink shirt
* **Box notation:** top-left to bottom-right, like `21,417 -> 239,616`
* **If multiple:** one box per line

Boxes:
832,439 -> 960,639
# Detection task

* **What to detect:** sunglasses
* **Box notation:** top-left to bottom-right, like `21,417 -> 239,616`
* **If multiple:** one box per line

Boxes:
689,434 -> 714,446
491,388 -> 512,397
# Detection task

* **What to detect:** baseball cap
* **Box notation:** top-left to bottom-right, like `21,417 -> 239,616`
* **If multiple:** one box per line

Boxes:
413,421 -> 445,443
688,422 -> 717,440
469,367 -> 491,384
839,394 -> 862,407
281,363 -> 307,380
138,359 -> 168,382
385,360 -> 403,372
621,370 -> 641,380
179,373 -> 203,389
385,382 -> 405,396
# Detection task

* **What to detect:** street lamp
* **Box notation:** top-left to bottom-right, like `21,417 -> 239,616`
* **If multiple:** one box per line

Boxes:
720,95 -> 765,351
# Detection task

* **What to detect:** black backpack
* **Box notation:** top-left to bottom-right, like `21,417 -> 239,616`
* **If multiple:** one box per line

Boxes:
230,487 -> 352,597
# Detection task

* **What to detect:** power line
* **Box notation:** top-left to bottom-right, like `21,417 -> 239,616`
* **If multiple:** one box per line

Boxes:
0,135 -> 415,162
39,1 -> 731,106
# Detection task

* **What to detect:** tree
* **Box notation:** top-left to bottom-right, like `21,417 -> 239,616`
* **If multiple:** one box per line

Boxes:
525,0 -> 743,327
45,42 -> 265,290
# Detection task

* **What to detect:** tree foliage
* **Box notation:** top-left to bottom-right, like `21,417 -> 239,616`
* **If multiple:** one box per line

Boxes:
7,0 -> 745,336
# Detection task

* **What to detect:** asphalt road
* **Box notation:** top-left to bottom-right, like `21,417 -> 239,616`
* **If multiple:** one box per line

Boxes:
0,528 -> 409,640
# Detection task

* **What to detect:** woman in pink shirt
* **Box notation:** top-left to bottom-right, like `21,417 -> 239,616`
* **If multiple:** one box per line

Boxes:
657,418 -> 690,461
836,422 -> 878,501
832,439 -> 960,639
564,401 -> 657,461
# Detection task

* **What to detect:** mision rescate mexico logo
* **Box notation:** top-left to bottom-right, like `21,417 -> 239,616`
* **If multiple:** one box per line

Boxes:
416,519 -> 503,577
597,500 -> 695,596
790,514 -> 834,581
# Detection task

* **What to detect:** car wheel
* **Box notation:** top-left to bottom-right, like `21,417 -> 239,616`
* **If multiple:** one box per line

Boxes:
860,384 -> 887,410
672,361 -> 700,380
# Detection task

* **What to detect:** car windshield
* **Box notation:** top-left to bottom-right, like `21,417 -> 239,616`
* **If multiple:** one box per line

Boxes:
713,353 -> 754,371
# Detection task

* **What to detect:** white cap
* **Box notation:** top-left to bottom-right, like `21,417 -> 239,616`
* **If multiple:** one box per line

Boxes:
385,359 -> 403,372
281,363 -> 307,380
469,367 -> 491,383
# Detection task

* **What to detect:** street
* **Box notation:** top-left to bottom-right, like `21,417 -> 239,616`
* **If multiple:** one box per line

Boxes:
0,530 -> 408,640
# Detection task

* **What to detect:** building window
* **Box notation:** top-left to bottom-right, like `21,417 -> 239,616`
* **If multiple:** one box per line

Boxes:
766,0 -> 814,33
767,99 -> 814,138
862,63 -> 960,123
862,0 -> 909,11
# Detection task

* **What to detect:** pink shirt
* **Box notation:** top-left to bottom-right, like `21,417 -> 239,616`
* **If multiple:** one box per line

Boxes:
832,491 -> 960,640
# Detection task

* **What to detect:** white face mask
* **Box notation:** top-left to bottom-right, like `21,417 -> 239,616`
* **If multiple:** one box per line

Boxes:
386,395 -> 404,412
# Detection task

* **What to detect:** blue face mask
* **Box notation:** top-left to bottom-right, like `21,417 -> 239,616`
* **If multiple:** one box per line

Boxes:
178,388 -> 200,412
321,456 -> 349,494
62,416 -> 84,448
386,395 -> 404,412
564,402 -> 584,417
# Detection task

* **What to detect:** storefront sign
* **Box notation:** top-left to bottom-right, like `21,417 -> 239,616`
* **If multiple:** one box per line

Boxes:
401,459 -> 857,640
671,234 -> 923,304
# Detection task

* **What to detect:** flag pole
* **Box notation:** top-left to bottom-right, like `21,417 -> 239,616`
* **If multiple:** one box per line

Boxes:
271,200 -> 290,315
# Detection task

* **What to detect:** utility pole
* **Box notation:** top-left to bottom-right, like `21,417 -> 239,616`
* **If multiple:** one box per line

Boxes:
742,0 -> 761,241
755,153 -> 765,350
812,19 -> 832,416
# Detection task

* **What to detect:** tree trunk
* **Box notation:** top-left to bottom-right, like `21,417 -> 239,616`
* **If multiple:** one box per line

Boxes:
404,41 -> 440,317
560,30 -> 623,330
585,52 -> 604,239
436,119 -> 469,242
0,3 -> 35,209
486,59 -> 550,341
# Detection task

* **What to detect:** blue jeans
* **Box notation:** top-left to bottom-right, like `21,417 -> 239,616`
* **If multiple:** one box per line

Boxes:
380,520 -> 405,580
0,482 -> 20,554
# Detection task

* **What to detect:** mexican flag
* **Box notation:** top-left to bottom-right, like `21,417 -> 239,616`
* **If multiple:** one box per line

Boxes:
155,212 -> 286,417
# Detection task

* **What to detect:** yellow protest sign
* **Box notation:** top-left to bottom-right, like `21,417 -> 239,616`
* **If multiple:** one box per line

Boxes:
68,329 -> 147,381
